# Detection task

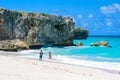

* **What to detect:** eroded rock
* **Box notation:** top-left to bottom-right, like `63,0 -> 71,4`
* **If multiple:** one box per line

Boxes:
0,39 -> 29,51
0,8 -> 75,48
90,41 -> 109,47
76,42 -> 84,46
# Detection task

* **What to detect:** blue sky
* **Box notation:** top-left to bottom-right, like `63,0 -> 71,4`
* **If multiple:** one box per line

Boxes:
0,0 -> 120,35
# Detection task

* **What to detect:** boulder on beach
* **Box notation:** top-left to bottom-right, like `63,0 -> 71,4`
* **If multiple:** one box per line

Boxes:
0,39 -> 29,51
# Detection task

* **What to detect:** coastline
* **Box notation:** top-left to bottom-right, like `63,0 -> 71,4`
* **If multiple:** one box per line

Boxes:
0,51 -> 120,80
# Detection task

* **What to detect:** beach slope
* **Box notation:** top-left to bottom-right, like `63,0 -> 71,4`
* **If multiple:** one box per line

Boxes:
0,54 -> 120,80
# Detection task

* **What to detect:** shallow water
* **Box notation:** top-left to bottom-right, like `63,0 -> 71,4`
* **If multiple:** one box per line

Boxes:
18,36 -> 120,71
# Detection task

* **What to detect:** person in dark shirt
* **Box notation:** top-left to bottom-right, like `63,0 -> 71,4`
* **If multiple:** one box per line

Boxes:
39,50 -> 43,61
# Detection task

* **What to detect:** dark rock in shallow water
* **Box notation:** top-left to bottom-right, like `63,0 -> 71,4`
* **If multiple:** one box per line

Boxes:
29,45 -> 42,49
0,8 -> 75,50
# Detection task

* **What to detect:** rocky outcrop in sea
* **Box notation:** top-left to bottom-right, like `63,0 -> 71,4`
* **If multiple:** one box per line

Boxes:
74,28 -> 88,39
90,41 -> 112,48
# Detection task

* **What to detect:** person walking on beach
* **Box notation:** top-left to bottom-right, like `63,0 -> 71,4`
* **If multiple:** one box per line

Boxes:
48,51 -> 52,59
39,50 -> 43,61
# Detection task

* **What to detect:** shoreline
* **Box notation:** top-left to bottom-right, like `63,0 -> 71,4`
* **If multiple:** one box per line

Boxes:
0,51 -> 120,74
43,59 -> 120,75
0,51 -> 120,80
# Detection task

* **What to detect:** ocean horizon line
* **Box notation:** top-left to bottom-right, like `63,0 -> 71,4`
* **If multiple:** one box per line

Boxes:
89,35 -> 120,37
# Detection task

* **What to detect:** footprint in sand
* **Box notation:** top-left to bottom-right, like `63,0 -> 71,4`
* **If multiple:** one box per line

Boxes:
82,73 -> 87,76
32,62 -> 37,65
89,74 -> 93,76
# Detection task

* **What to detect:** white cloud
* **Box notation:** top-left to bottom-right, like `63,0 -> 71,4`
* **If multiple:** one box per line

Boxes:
100,5 -> 116,14
88,13 -> 93,18
106,21 -> 112,26
77,14 -> 83,19
113,3 -> 120,11
100,3 -> 120,14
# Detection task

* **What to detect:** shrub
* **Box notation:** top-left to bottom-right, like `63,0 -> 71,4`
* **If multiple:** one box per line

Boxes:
41,13 -> 48,17
32,12 -> 39,17
21,12 -> 28,17
0,8 -> 4,11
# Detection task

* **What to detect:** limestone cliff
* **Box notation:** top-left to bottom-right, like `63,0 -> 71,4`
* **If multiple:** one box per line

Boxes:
74,28 -> 88,39
0,8 -> 75,47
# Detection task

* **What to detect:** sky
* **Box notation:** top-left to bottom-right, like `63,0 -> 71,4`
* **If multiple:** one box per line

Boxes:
0,0 -> 120,35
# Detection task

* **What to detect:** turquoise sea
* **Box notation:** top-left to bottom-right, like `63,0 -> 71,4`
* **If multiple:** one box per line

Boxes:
18,36 -> 120,71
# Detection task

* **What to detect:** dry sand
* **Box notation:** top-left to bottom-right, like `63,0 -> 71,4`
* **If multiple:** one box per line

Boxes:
0,53 -> 120,80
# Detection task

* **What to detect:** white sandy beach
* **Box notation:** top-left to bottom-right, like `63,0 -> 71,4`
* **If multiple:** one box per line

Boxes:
0,53 -> 120,80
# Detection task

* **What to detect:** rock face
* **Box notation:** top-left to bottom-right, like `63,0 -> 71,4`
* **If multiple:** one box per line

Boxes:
0,8 -> 75,48
74,28 -> 88,39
